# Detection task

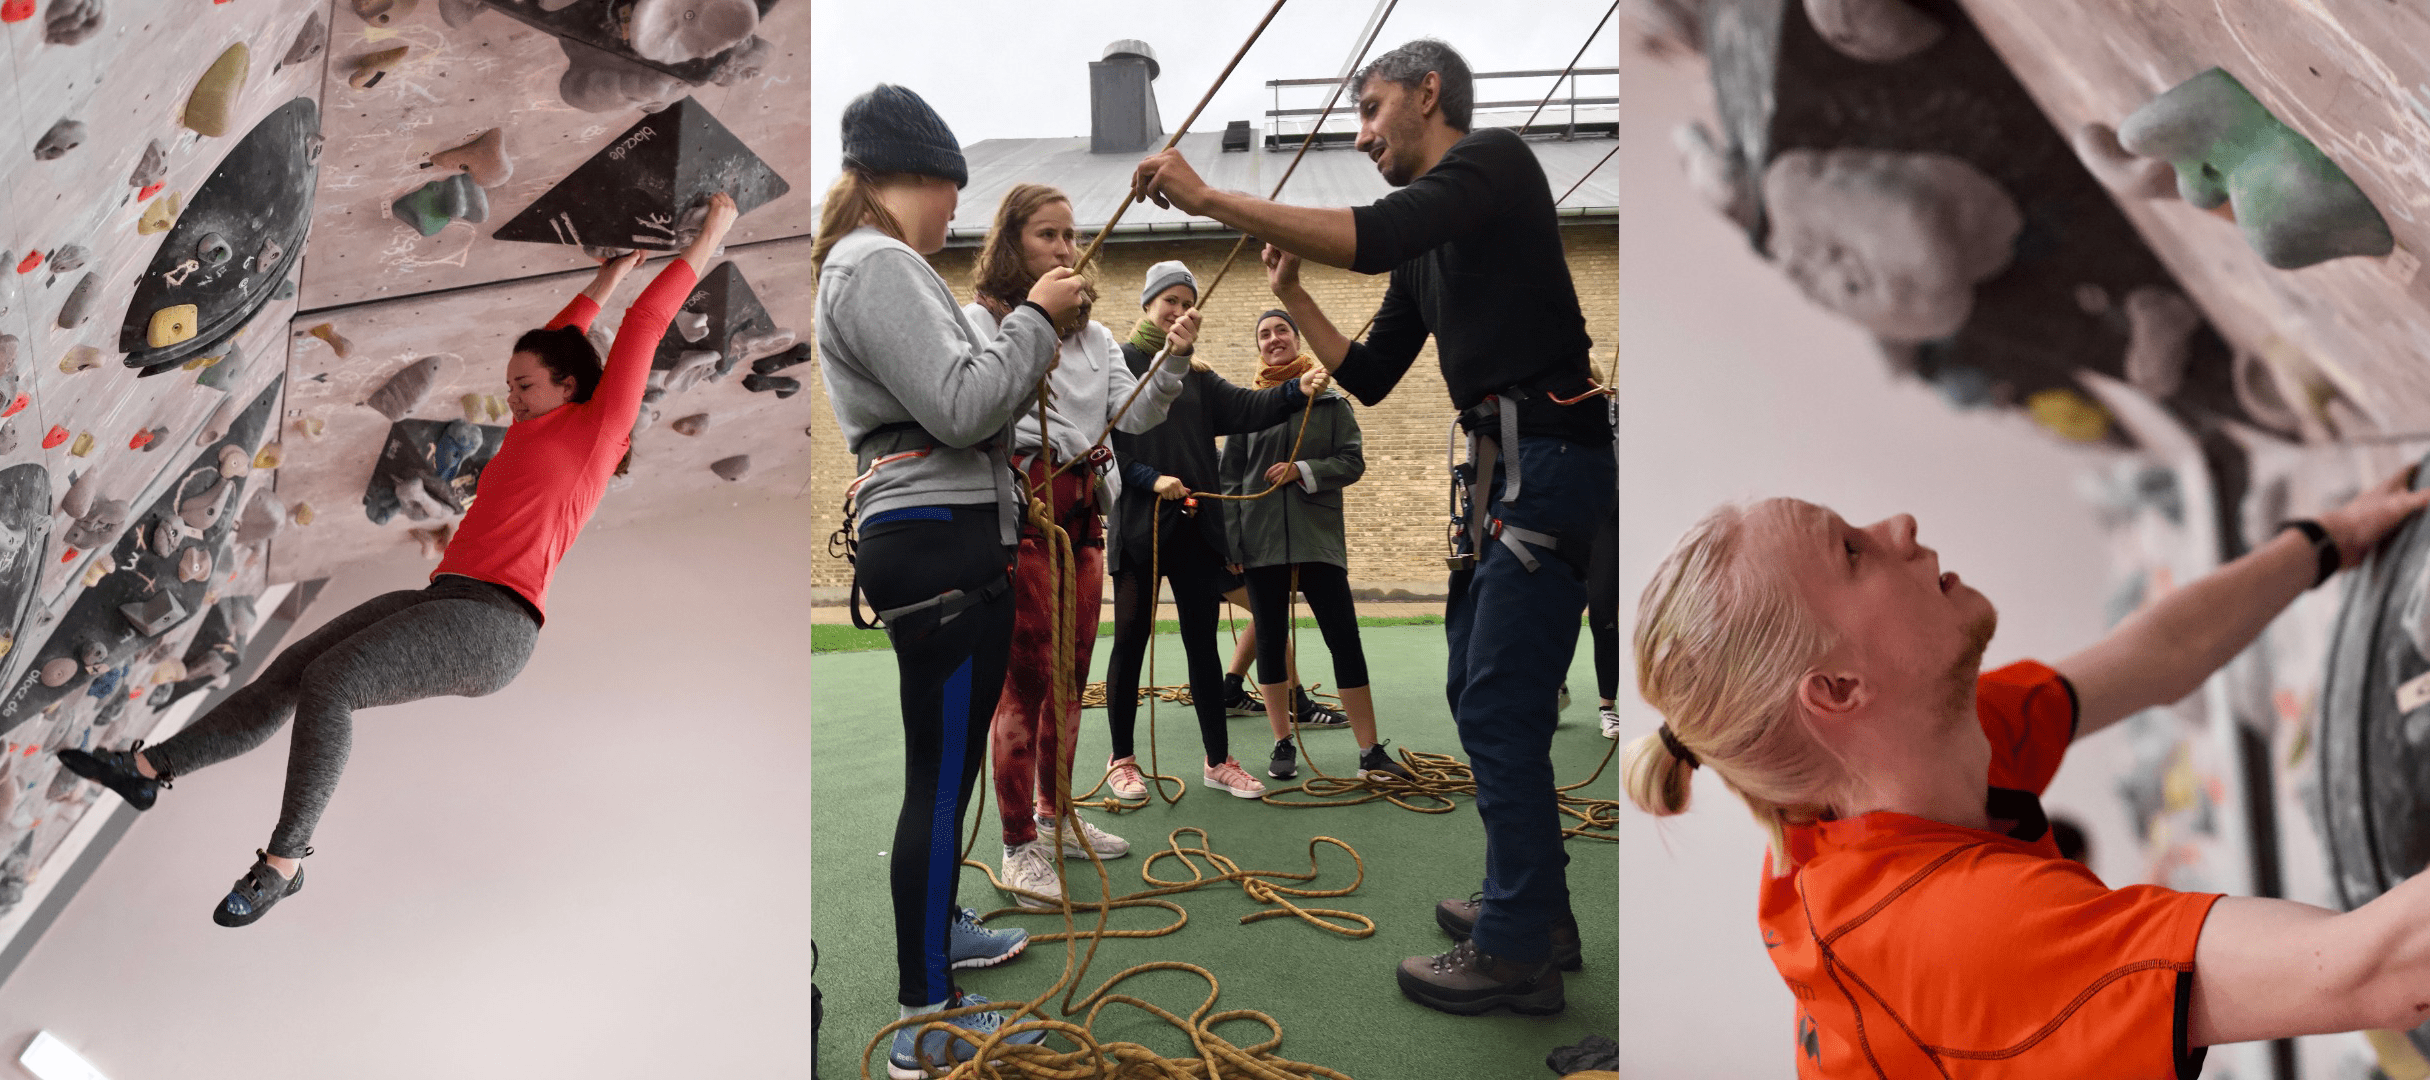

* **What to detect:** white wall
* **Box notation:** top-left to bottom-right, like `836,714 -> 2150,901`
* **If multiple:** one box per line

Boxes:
0,468 -> 816,1079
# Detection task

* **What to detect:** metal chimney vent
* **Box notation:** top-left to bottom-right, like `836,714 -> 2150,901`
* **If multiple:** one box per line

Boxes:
1222,120 -> 1251,152
1090,40 -> 1164,154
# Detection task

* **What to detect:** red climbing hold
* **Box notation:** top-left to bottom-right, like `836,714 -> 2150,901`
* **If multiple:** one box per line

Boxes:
2,394 -> 26,418
41,425 -> 67,449
58,549 -> 76,564
138,182 -> 164,201
13,251 -> 40,274
128,430 -> 152,450
0,0 -> 33,23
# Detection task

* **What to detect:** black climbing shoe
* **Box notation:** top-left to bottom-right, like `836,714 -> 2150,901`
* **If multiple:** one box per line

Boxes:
1292,687 -> 1349,728
213,849 -> 305,928
1358,741 -> 1416,784
1397,939 -> 1565,1016
1221,675 -> 1262,717
1434,894 -> 1584,971
57,741 -> 168,810
1267,737 -> 1298,780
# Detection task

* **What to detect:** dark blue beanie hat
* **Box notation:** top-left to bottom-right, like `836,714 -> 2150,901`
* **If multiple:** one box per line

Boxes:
840,84 -> 968,189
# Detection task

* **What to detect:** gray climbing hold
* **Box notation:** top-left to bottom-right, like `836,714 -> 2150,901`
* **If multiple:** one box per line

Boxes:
196,233 -> 233,266
741,373 -> 799,398
2121,287 -> 2202,400
431,128 -> 511,188
255,238 -> 283,270
150,518 -> 184,557
34,119 -> 86,161
708,35 -> 772,87
557,37 -> 687,113
353,0 -> 418,27
709,455 -> 751,482
60,471 -> 97,520
628,0 -> 757,64
275,278 -> 297,301
674,310 -> 710,343
1673,121 -> 1757,232
282,10 -> 327,67
48,765 -> 83,802
670,413 -> 709,436
236,489 -> 284,546
129,139 -> 167,189
56,272 -> 97,329
216,443 -> 251,478
1762,147 -> 2022,343
394,479 -> 442,522
187,652 -> 230,681
752,342 -> 811,375
42,0 -> 103,45
728,327 -> 797,363
120,591 -> 188,637
196,342 -> 246,391
0,335 -> 17,372
367,356 -> 442,420
178,475 -> 231,531
38,658 -> 77,688
392,173 -> 489,236
669,349 -> 720,392
177,546 -> 212,583
197,394 -> 245,446
1803,0 -> 1942,64
49,245 -> 87,273
436,0 -> 483,26
64,497 -> 127,550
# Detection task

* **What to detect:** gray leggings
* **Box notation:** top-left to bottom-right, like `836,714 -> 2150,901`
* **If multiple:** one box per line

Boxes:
144,575 -> 539,858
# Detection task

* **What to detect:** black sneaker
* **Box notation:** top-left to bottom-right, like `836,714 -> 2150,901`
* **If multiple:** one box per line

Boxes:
1267,737 -> 1297,780
214,849 -> 305,928
1434,894 -> 1584,971
1358,741 -> 1416,783
1293,687 -> 1349,728
57,741 -> 168,810
1220,675 -> 1262,717
1396,939 -> 1565,1016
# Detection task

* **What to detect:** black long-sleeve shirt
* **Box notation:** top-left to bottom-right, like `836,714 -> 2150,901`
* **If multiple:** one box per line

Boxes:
1333,127 -> 1605,444
1109,342 -> 1305,571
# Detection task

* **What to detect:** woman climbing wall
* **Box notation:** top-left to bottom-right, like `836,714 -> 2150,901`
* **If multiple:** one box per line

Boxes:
56,193 -> 743,929
961,183 -> 1194,910
1221,310 -> 1412,786
812,85 -> 1086,1079
1101,261 -> 1328,802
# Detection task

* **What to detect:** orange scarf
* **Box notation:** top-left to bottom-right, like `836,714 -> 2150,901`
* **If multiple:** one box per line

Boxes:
1254,352 -> 1316,390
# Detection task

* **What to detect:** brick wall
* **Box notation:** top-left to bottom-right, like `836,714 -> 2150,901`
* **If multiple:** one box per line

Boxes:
804,224 -> 1618,592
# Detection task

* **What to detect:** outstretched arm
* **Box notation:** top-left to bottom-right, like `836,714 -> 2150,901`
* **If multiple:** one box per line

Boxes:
586,196 -> 742,454
2193,873 -> 2430,1044
1132,149 -> 1357,268
2057,464 -> 2430,740
546,250 -> 645,333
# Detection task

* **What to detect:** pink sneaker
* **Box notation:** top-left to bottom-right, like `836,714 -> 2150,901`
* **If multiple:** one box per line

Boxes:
1106,756 -> 1148,800
1202,757 -> 1265,799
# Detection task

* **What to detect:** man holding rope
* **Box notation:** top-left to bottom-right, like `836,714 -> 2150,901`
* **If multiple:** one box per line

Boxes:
1133,38 -> 1611,1016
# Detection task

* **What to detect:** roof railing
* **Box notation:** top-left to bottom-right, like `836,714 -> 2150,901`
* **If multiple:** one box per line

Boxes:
1262,67 -> 1620,149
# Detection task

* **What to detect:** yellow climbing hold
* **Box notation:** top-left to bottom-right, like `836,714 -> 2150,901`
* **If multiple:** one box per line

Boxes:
68,432 -> 94,457
0,634 -> 13,660
460,393 -> 485,422
296,417 -> 325,438
184,43 -> 251,138
485,395 -> 506,422
57,346 -> 101,374
138,192 -> 182,235
254,443 -> 284,469
184,352 -> 226,371
81,555 -> 111,587
2025,387 -> 2112,443
149,304 -> 200,347
291,502 -> 315,525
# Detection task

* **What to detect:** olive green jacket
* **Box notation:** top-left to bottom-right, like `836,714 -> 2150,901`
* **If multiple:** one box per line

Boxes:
1218,390 -> 1363,570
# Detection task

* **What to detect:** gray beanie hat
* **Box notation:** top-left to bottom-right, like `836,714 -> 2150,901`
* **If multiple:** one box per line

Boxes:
1139,260 -> 1197,309
840,84 -> 968,189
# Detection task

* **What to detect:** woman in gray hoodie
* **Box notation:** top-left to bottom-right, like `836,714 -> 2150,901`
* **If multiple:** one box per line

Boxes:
811,85 -> 1089,1079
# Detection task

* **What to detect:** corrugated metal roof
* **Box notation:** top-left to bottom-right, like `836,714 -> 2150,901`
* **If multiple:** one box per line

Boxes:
943,111 -> 1619,244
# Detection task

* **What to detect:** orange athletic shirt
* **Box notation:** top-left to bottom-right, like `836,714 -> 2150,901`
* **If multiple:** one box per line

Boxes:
431,260 -> 697,621
1758,660 -> 2222,1079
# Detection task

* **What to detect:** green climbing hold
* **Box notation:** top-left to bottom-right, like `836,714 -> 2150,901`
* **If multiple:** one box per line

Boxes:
185,43 -> 251,137
390,173 -> 489,236
2118,67 -> 2393,269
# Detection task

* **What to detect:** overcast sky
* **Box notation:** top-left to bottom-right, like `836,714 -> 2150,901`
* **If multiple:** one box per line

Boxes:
807,0 -> 1621,195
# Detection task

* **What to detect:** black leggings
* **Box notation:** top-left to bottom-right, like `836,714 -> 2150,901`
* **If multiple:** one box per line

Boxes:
855,506 -> 1015,1008
1244,562 -> 1366,690
1587,505 -> 1619,702
1105,521 -> 1232,767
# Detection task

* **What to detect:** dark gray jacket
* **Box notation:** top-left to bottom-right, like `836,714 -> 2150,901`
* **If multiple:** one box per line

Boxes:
1219,389 -> 1362,570
1110,342 -> 1304,573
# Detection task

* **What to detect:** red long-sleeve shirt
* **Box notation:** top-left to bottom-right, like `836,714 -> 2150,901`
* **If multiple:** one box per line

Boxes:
432,260 -> 697,620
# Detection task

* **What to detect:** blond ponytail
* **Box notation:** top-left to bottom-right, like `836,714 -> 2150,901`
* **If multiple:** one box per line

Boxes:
811,167 -> 910,272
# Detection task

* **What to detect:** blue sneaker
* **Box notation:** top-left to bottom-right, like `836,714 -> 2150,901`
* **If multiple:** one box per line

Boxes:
886,992 -> 1048,1079
947,906 -> 1026,970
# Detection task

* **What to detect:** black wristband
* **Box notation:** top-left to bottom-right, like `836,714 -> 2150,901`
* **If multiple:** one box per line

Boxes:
1017,300 -> 1053,324
2279,519 -> 2340,589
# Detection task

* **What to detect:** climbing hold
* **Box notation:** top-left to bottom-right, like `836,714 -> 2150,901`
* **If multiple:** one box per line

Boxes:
49,245 -> 88,273
669,349 -> 719,392
2121,287 -> 2202,400
176,546 -> 212,584
294,416 -> 327,440
183,44 -> 250,138
627,0 -> 758,64
407,522 -> 452,560
436,0 -> 481,26
68,433 -> 93,457
352,0 -> 417,26
350,46 -> 409,90
392,173 -> 489,236
61,471 -> 97,520
196,395 -> 244,446
484,395 -> 506,422
179,475 -> 231,531
254,443 -> 283,469
137,192 -> 182,235
707,34 -> 771,87
38,659 -> 76,689
433,420 -> 484,482
195,233 -> 232,267
216,444 -> 250,478
33,119 -> 86,161
41,0 -> 101,43
235,489 -> 283,546
556,37 -> 688,114
151,660 -> 186,685
149,519 -> 184,557
0,336 -> 17,371
184,353 -> 221,372
281,10 -> 326,66
2071,123 -> 2177,201
12,252 -> 39,274
670,413 -> 709,436
40,427 -> 66,450
709,455 -> 751,482
741,373 -> 799,398
2025,387 -> 2113,443
147,304 -> 199,347
367,356 -> 442,420
2119,68 -> 2394,269
1803,0 -> 1941,64
459,393 -> 485,422
393,479 -> 442,522
129,140 -> 167,190
4,395 -> 29,419
753,341 -> 812,375
307,323 -> 352,357
1762,148 -> 2022,343
64,497 -> 126,549
253,238 -> 283,271
431,128 -> 511,188
56,346 -> 101,374
674,310 -> 709,343
727,326 -> 796,363
0,0 -> 32,21
129,426 -> 165,451
56,273 -> 97,329
119,591 -> 187,637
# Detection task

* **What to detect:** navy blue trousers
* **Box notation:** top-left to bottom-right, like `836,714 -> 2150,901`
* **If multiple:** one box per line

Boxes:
1444,435 -> 1615,963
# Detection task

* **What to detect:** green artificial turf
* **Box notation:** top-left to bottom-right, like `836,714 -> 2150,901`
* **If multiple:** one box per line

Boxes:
811,613 -> 1452,654
811,624 -> 1618,1079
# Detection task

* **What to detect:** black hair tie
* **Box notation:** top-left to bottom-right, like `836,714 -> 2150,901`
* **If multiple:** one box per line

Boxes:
1657,725 -> 1701,770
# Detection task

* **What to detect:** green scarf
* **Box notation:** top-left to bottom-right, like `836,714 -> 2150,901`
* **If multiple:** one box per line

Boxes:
1130,317 -> 1166,354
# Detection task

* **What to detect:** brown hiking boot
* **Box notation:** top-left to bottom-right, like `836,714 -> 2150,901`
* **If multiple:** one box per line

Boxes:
1396,939 -> 1565,1016
1433,895 -> 1584,971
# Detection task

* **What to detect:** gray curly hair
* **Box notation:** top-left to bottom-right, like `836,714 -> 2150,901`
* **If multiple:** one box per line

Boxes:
1353,39 -> 1474,133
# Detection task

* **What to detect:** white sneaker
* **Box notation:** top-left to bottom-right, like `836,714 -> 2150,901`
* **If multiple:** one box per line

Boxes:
1599,706 -> 1622,740
1202,757 -> 1265,799
1038,812 -> 1130,859
1105,756 -> 1148,800
1001,841 -> 1062,910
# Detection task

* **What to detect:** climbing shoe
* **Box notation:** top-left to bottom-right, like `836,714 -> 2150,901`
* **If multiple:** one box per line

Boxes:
1397,939 -> 1565,1016
946,906 -> 1026,970
56,741 -> 167,810
887,992 -> 1048,1080
213,849 -> 304,928
1220,673 -> 1261,716
1433,895 -> 1584,971
1599,705 -> 1622,740
1039,811 -> 1129,859
1292,686 -> 1349,728
1358,741 -> 1416,783
1267,737 -> 1298,780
